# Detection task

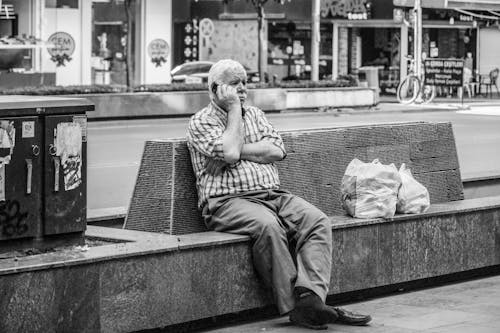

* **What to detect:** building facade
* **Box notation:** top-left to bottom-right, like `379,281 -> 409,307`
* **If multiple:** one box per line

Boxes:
0,0 -> 498,89
169,0 -> 496,90
0,0 -> 173,88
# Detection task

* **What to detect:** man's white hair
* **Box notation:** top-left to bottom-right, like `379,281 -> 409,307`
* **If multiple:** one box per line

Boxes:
208,59 -> 246,91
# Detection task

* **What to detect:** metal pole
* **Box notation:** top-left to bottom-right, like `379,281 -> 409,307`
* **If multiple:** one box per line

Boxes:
414,0 -> 423,77
311,0 -> 320,81
332,22 -> 339,80
400,23 -> 408,82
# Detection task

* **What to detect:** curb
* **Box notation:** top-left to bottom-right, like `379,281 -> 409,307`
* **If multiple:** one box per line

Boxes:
296,104 -> 464,116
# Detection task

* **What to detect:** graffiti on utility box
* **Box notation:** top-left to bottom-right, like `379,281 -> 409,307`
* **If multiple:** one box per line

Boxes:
0,200 -> 28,237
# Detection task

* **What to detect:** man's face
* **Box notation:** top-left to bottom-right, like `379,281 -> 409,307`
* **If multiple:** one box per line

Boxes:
219,67 -> 248,104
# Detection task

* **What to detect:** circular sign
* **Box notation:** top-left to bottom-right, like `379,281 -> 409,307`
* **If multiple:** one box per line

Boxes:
147,39 -> 170,67
47,32 -> 75,57
199,18 -> 215,38
47,32 -> 75,66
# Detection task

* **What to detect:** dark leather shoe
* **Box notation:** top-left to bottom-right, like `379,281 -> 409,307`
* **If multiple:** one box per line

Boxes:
289,291 -> 338,330
331,307 -> 372,326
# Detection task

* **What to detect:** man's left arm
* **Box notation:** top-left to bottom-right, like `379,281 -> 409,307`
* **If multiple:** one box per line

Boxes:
240,108 -> 286,164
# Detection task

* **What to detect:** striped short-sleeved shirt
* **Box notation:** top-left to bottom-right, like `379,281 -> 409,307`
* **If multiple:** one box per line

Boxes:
187,101 -> 286,209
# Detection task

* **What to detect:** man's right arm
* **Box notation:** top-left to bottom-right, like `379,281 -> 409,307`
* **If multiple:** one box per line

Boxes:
216,85 -> 244,164
187,85 -> 244,170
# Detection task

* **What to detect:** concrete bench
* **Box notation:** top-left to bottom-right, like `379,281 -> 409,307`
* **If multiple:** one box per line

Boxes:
113,121 -> 500,331
2,121 -> 499,333
125,121 -> 465,234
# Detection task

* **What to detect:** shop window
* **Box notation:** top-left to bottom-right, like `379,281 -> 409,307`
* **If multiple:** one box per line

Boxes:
46,0 -> 79,9
0,3 -> 30,72
91,0 -> 133,85
268,21 -> 332,81
0,2 -> 55,88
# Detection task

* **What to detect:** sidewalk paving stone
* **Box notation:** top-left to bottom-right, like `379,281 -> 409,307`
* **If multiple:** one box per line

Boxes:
200,275 -> 500,332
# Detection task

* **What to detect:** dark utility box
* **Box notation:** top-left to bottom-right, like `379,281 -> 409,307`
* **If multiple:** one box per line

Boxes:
0,96 -> 94,253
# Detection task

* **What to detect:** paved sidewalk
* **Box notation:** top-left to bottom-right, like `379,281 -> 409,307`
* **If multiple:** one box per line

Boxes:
369,96 -> 500,114
200,275 -> 500,332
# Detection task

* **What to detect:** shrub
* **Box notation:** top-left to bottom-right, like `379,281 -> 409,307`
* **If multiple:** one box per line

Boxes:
0,85 -> 127,95
0,79 -> 357,95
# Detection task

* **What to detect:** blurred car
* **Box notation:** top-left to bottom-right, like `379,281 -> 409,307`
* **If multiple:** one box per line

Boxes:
170,61 -> 213,83
170,61 -> 260,84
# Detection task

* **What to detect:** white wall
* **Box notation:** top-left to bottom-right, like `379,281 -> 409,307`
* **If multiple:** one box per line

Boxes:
15,0 -> 33,35
80,0 -> 91,85
42,4 -> 82,85
140,0 -> 172,84
479,28 -> 500,75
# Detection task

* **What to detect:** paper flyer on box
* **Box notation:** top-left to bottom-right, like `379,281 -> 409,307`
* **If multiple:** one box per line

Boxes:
56,122 -> 82,191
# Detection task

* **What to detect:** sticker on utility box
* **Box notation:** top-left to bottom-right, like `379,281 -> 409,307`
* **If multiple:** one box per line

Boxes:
0,120 -> 15,166
72,116 -> 87,142
0,120 -> 15,149
55,122 -> 82,191
22,121 -> 35,138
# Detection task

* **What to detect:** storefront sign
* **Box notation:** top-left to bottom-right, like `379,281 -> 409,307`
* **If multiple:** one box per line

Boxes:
320,0 -> 370,20
182,19 -> 199,62
459,15 -> 473,22
47,32 -> 75,67
199,18 -> 215,38
424,59 -> 463,86
147,39 -> 170,67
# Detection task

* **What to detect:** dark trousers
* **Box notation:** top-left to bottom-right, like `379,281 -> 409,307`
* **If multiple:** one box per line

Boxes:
202,189 -> 332,314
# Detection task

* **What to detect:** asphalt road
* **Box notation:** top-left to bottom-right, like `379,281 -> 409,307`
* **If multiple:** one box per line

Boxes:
87,104 -> 500,217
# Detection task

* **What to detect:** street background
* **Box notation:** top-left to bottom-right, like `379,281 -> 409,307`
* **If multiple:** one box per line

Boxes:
87,101 -> 500,219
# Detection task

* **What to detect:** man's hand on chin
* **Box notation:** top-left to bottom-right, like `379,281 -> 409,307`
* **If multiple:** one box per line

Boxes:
205,158 -> 229,176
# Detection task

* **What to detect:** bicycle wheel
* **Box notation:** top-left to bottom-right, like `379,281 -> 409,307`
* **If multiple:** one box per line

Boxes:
397,75 -> 420,104
420,85 -> 436,104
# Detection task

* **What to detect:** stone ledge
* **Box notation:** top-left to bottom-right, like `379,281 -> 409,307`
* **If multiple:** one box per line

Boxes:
331,195 -> 500,229
3,196 -> 499,275
1,198 -> 499,332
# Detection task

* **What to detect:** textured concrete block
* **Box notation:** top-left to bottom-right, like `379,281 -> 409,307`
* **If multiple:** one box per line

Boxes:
410,155 -> 460,173
126,122 -> 464,235
335,226 -> 379,293
495,210 -> 500,264
100,243 -> 270,332
0,266 -> 100,333
460,210 -> 497,269
410,139 -> 456,159
414,170 -> 463,203
367,144 -> 410,165
420,216 -> 465,277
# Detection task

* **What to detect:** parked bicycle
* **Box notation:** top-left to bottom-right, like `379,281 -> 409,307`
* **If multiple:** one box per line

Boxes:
397,55 -> 436,104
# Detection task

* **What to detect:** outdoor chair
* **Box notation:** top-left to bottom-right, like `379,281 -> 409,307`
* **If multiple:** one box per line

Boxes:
479,68 -> 499,97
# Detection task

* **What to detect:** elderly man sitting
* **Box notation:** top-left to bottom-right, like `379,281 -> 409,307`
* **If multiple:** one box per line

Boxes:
187,59 -> 371,330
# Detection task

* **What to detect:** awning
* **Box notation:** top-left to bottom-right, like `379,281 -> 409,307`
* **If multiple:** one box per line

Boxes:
394,0 -> 500,11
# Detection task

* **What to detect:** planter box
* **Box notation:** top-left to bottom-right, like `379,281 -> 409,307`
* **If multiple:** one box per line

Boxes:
286,87 -> 378,110
77,88 -> 285,119
71,87 -> 377,120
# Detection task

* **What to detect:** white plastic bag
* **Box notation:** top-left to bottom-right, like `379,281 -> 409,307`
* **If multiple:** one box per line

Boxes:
396,163 -> 430,214
341,159 -> 402,219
